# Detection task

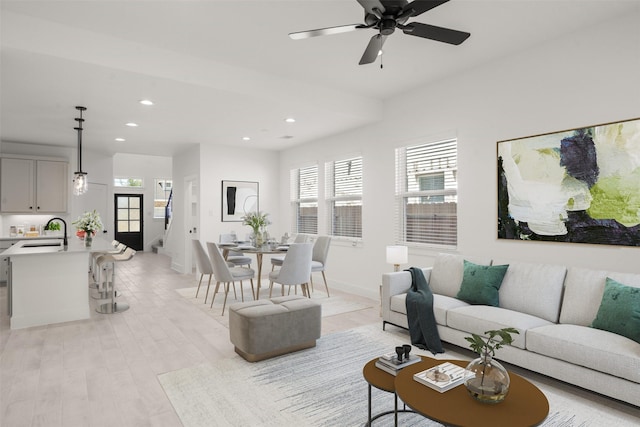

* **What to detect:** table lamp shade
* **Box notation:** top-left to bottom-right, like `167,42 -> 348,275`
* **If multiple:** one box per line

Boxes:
386,245 -> 408,271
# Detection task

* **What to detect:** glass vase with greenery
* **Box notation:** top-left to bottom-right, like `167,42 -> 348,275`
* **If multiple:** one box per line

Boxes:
463,327 -> 519,404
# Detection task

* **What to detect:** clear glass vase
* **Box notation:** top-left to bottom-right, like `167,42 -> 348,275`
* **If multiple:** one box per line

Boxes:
84,233 -> 93,248
464,352 -> 510,404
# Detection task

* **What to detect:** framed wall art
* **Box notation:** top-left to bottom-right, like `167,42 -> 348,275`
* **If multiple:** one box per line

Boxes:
221,180 -> 259,222
497,117 -> 640,246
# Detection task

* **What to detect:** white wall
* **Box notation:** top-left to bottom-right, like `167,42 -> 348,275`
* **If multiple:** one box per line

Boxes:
167,143 -> 279,275
167,144 -> 200,273
279,10 -> 640,299
113,153 -> 172,251
198,143 -> 280,244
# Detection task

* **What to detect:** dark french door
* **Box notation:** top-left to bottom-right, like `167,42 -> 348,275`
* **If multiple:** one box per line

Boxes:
114,194 -> 144,250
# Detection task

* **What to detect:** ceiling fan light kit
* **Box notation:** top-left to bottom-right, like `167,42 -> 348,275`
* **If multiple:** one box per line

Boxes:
289,0 -> 470,65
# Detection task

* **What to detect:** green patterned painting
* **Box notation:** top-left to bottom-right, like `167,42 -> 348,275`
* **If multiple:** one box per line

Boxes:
498,117 -> 640,246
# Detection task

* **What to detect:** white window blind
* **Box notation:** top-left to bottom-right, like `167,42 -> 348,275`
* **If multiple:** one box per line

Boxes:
326,156 -> 362,239
290,165 -> 318,234
395,139 -> 457,247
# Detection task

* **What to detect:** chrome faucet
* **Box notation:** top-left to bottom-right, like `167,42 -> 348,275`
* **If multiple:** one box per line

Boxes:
46,217 -> 68,248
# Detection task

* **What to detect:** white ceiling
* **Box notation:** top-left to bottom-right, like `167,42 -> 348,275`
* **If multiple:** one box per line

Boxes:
1,0 -> 637,156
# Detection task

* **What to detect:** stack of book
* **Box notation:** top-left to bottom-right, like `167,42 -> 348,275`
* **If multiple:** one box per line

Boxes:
413,362 -> 472,393
375,351 -> 421,376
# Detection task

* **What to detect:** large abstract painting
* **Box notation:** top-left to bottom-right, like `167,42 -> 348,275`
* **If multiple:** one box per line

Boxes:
498,117 -> 640,246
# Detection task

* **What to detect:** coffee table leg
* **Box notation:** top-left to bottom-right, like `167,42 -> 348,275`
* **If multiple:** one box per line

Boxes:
394,392 -> 398,427
368,384 -> 372,426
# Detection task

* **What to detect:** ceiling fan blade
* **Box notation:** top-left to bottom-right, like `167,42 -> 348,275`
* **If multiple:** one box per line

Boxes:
403,0 -> 450,17
289,24 -> 364,40
402,22 -> 470,45
357,0 -> 386,16
359,34 -> 387,65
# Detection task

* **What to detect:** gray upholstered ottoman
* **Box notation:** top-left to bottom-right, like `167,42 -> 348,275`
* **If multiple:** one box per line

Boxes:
229,295 -> 322,362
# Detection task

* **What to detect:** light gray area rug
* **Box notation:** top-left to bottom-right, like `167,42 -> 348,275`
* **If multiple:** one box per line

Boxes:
175,286 -> 372,322
158,324 -> 639,427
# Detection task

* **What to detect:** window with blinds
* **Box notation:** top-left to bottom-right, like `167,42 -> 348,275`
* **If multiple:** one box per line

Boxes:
395,139 -> 457,247
290,165 -> 318,234
326,156 -> 362,238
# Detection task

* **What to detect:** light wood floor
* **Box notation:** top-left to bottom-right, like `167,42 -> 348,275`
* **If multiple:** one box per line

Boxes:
0,252 -> 382,427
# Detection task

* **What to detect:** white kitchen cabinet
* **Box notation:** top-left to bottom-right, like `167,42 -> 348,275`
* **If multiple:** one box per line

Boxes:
0,157 -> 68,213
0,240 -> 17,284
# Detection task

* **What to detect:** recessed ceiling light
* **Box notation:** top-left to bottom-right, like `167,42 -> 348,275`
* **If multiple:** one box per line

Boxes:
285,117 -> 296,123
139,99 -> 154,106
115,138 -> 125,142
125,122 -> 138,127
242,136 -> 251,141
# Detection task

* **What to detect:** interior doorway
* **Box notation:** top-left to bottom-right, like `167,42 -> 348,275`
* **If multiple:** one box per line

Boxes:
183,175 -> 199,274
114,193 -> 144,250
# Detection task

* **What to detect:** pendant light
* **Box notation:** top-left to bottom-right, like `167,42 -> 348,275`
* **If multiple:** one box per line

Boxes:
73,106 -> 88,196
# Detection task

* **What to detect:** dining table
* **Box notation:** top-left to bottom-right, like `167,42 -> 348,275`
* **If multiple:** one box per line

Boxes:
219,243 -> 289,299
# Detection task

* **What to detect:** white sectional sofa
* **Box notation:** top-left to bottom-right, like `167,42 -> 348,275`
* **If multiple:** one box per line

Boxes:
381,253 -> 640,406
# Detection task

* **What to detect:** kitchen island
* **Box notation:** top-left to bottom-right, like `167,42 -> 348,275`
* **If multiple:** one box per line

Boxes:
4,237 -> 112,329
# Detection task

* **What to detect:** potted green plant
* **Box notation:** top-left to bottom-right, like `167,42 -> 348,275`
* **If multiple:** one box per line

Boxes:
241,211 -> 270,246
44,220 -> 62,236
463,327 -> 519,404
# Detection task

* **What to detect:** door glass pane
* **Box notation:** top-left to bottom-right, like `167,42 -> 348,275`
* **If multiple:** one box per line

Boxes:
117,221 -> 129,232
118,209 -> 129,220
130,221 -> 140,232
129,197 -> 140,208
118,197 -> 129,208
130,209 -> 140,220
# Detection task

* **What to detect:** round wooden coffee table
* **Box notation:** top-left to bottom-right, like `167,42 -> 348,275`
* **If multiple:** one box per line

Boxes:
395,358 -> 549,427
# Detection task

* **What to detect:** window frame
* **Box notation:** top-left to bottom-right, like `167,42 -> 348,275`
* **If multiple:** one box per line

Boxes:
395,138 -> 458,249
325,155 -> 363,240
153,178 -> 172,219
290,164 -> 318,235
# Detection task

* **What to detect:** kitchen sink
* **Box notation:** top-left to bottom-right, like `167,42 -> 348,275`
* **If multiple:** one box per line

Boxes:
22,242 -> 62,248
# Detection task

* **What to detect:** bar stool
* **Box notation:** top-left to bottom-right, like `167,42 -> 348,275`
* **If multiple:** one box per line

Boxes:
90,242 -> 126,290
96,247 -> 136,314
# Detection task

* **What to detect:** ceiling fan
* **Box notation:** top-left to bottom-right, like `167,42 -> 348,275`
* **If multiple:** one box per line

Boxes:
289,0 -> 470,65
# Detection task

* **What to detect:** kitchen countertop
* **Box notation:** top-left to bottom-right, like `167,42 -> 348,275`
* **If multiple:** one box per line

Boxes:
3,237 -> 112,256
1,235 -> 62,241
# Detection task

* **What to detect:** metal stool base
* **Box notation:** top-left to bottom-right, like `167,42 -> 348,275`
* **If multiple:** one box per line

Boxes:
97,302 -> 129,314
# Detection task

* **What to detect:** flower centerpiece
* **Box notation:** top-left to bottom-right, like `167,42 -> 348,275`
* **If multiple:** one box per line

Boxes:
241,211 -> 270,246
73,210 -> 103,247
463,327 -> 519,404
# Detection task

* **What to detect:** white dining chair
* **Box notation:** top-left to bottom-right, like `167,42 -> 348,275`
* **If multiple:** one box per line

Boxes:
192,240 -> 215,303
270,233 -> 308,271
310,235 -> 332,297
220,233 -> 252,267
268,243 -> 313,298
207,242 -> 255,315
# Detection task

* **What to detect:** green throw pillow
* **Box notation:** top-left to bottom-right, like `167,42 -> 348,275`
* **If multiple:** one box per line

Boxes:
456,260 -> 509,306
591,277 -> 640,344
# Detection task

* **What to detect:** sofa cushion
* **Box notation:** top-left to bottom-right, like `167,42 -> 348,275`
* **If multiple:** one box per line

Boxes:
433,294 -> 469,326
456,260 -> 508,306
527,324 -> 640,383
447,305 -> 552,350
429,253 -> 492,298
390,293 -> 467,326
591,277 -> 640,344
492,259 -> 566,323
560,267 -> 640,327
